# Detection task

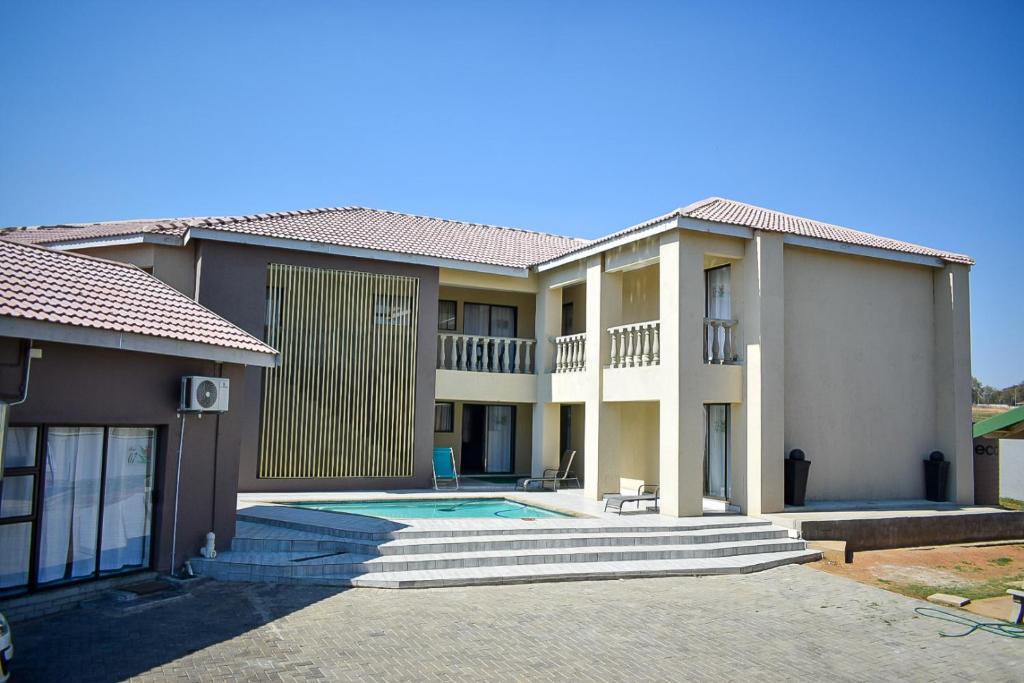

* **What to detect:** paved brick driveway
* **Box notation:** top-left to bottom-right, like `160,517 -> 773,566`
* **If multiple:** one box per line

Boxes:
9,565 -> 1021,681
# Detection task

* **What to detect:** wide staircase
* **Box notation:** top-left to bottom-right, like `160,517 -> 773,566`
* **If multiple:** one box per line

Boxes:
191,509 -> 819,589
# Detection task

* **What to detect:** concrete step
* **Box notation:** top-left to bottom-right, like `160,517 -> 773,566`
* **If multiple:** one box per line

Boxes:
198,549 -> 821,588
372,526 -> 791,555
235,509 -> 772,542
193,538 -> 808,578
229,524 -> 790,556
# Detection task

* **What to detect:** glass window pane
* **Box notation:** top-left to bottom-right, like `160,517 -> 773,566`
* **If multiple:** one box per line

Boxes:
438,300 -> 456,331
3,426 -> 38,468
38,427 -> 104,584
463,304 -> 489,336
0,474 -> 34,518
705,405 -> 729,499
101,428 -> 156,573
434,403 -> 453,432
0,522 -> 32,590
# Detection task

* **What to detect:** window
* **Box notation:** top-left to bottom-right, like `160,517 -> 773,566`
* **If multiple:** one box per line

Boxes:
375,294 -> 413,326
438,300 -> 457,331
0,425 -> 157,594
561,302 -> 574,336
704,405 -> 729,500
434,403 -> 454,433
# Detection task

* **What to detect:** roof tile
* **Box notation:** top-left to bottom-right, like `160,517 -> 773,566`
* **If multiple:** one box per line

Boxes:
0,239 -> 276,356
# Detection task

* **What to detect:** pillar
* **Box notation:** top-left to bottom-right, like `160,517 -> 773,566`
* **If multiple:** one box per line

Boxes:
934,263 -> 974,504
658,232 -> 706,517
740,231 -> 785,515
583,255 -> 622,499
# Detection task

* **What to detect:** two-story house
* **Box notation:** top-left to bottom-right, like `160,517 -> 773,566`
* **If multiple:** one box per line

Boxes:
2,197 -> 973,524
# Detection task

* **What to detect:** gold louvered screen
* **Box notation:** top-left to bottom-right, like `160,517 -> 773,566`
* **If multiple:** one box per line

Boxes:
258,263 -> 419,478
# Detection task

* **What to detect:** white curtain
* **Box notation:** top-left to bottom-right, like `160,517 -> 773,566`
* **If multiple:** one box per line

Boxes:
705,405 -> 729,499
101,428 -> 156,572
463,304 -> 490,336
4,426 -> 38,468
38,427 -> 103,584
706,266 -> 732,358
484,406 -> 513,473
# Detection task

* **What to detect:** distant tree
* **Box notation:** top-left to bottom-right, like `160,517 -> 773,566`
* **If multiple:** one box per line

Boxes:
972,377 -> 1024,405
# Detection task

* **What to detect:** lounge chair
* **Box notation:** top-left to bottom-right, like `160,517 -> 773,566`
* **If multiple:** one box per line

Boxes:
432,447 -> 459,490
515,450 -> 579,491
603,484 -> 659,514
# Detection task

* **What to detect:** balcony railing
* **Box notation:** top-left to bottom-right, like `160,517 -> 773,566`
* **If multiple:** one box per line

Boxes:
608,320 -> 660,368
704,318 -> 739,364
554,333 -> 586,373
437,333 -> 535,374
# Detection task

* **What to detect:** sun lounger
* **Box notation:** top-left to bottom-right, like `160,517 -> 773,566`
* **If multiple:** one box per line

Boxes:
603,484 -> 659,514
432,447 -> 459,490
515,450 -> 579,491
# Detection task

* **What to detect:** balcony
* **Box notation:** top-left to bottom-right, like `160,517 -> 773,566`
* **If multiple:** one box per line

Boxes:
437,333 -> 536,374
553,333 -> 586,373
703,318 -> 739,364
608,320 -> 660,368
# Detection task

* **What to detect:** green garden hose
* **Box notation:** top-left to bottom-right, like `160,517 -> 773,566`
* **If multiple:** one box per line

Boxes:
914,606 -> 1024,639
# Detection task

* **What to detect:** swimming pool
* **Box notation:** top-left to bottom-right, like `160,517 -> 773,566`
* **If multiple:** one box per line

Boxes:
286,498 -> 570,519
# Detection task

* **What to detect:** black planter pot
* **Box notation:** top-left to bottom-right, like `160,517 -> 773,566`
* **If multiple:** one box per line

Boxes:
924,458 -> 950,502
784,457 -> 811,506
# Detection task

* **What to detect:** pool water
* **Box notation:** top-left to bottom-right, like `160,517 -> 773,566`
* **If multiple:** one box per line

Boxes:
287,498 -> 570,519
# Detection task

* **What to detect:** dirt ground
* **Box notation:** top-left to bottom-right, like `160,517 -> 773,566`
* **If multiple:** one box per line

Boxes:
810,541 -> 1024,603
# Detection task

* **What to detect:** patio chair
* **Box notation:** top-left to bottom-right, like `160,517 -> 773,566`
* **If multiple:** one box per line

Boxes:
515,450 -> 579,491
603,484 -> 659,514
432,447 -> 460,490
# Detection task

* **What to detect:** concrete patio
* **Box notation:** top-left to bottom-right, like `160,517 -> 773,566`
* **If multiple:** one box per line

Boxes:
189,490 -> 818,588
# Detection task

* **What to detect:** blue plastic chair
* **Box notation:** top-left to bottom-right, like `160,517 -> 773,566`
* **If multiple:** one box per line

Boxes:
432,447 -> 460,490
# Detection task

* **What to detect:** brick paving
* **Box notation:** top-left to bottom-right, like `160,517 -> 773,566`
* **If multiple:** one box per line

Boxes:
8,565 -> 1021,682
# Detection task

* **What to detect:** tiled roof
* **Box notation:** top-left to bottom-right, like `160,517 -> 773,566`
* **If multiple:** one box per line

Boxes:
0,219 -> 188,245
0,239 -> 276,357
1,197 -> 972,268
2,208 -> 588,270
560,197 -> 973,265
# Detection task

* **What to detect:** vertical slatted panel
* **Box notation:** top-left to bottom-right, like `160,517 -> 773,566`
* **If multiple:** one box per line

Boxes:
258,263 -> 419,479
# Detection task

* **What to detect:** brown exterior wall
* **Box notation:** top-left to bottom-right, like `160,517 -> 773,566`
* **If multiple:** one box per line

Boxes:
1,337 -> 246,576
193,240 -> 439,492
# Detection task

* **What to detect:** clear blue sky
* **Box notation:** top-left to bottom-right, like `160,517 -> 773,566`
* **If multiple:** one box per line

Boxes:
1,1 -> 1021,386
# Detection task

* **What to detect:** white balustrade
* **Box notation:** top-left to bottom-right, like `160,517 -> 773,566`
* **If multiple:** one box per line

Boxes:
436,333 -> 535,374
553,333 -> 586,373
607,320 -> 660,368
704,318 -> 739,364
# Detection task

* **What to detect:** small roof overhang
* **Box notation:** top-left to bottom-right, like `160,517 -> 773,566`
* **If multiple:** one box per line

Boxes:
0,317 -> 278,368
973,405 -> 1024,440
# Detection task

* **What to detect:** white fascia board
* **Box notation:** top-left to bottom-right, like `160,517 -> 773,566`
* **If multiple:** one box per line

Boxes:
781,233 -> 945,268
535,217 -> 685,272
0,318 -> 278,368
47,233 -> 182,250
186,227 -> 531,278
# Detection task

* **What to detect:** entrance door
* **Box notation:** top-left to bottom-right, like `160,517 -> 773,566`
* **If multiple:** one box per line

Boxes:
464,304 -> 517,369
461,405 -> 515,474
704,405 -> 729,500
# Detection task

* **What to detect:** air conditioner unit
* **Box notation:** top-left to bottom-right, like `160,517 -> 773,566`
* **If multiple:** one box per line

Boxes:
180,376 -> 230,413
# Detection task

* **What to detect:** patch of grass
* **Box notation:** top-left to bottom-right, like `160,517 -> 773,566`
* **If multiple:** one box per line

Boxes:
1000,497 -> 1024,511
989,557 -> 1014,567
953,561 -> 983,574
876,571 -> 1024,602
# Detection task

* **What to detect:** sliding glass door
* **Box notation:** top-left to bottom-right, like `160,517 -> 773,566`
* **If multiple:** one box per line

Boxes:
704,405 -> 729,500
0,425 -> 157,593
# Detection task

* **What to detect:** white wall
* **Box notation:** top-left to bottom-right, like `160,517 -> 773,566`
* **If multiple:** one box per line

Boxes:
783,246 -> 937,500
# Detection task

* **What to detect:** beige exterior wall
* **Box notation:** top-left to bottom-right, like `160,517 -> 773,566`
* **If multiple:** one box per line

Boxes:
437,285 -> 537,339
433,401 -> 533,475
783,246 -> 938,500
87,243 -> 198,297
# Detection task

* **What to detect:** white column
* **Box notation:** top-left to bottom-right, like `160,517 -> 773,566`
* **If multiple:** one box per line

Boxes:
658,231 -> 706,517
934,263 -> 974,504
583,255 -> 623,500
532,276 -> 563,475
740,231 -> 786,515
